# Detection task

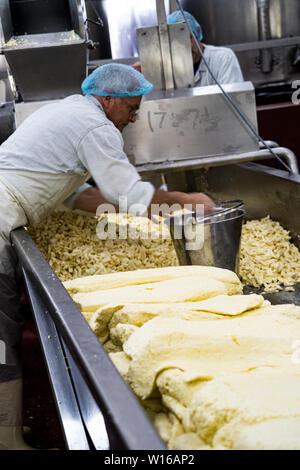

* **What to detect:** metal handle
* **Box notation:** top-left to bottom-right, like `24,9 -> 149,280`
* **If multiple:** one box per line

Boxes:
195,199 -> 244,223
214,199 -> 244,212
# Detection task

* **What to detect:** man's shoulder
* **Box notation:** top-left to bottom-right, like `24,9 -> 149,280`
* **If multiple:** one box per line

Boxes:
205,44 -> 236,58
55,94 -> 112,127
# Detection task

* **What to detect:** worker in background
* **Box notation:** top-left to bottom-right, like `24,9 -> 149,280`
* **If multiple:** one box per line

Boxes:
133,10 -> 244,87
0,63 -> 215,450
167,10 -> 244,86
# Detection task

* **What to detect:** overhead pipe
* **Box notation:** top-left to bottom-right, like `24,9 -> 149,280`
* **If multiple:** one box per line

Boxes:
256,0 -> 273,73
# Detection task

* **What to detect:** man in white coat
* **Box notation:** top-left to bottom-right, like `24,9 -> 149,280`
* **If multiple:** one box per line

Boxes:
167,9 -> 244,87
0,63 -> 215,449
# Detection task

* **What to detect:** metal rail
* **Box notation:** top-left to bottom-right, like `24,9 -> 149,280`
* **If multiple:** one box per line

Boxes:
12,228 -> 165,451
135,147 -> 299,176
228,36 -> 300,53
22,269 -> 91,450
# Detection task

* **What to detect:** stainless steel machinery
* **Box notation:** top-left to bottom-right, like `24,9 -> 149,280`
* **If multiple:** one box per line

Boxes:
1,0 -> 300,451
182,0 -> 300,88
122,0 -> 299,174
0,0 -> 87,102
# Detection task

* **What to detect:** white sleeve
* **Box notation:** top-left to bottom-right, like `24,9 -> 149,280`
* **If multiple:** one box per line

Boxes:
76,124 -> 155,210
218,49 -> 244,84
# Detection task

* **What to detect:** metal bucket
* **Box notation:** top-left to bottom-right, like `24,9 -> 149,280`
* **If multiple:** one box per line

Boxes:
167,200 -> 245,273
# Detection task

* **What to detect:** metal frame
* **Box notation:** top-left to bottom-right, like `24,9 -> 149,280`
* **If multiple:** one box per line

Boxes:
228,36 -> 300,53
12,228 -> 165,451
135,146 -> 299,176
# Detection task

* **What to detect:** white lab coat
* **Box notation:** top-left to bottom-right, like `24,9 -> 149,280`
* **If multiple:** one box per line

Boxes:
0,168 -> 89,382
194,44 -> 244,87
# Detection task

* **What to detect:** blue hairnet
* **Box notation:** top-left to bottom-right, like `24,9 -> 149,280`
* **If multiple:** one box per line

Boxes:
167,10 -> 203,41
81,63 -> 153,98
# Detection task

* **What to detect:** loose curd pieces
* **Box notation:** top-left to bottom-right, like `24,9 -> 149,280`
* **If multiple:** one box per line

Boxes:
28,211 -> 300,293
27,211 -> 178,281
239,216 -> 300,293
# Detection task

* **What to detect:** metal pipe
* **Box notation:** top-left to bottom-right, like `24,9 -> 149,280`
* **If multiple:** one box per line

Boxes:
136,148 -> 299,176
256,0 -> 273,73
228,36 -> 300,52
259,140 -> 279,149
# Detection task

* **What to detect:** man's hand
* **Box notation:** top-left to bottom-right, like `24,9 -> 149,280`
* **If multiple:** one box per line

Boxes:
149,189 -> 216,218
184,192 -> 217,215
73,187 -> 118,213
73,187 -> 216,218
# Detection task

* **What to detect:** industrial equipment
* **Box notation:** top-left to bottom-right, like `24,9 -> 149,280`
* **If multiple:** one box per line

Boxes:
0,0 -> 299,451
0,0 -> 87,102
182,0 -> 300,88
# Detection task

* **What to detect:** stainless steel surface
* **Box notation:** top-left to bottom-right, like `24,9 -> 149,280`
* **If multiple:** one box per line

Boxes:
168,22 -> 194,89
175,162 -> 300,250
135,147 -> 299,175
243,282 -> 300,306
229,36 -> 300,52
257,0 -> 273,73
0,0 -> 87,101
182,0 -> 300,86
137,22 -> 193,91
168,200 -> 245,273
137,26 -> 165,91
166,162 -> 300,304
156,0 -> 174,90
61,338 -> 110,450
22,270 -> 91,450
123,82 -> 259,165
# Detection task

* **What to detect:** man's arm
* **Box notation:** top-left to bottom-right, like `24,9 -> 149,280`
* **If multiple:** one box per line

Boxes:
72,186 -> 215,216
149,188 -> 216,216
73,186 -> 118,213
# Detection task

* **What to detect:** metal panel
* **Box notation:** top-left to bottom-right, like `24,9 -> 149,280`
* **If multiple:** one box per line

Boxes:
190,162 -> 300,249
134,147 -> 298,176
22,270 -> 91,450
137,22 -> 194,91
137,26 -> 165,91
166,161 -> 300,306
60,338 -> 110,450
3,37 -> 86,102
0,0 -> 13,44
168,22 -> 194,89
1,0 -> 87,102
123,81 -> 259,165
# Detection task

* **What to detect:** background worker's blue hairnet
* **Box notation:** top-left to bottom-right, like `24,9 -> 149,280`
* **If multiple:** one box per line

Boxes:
167,10 -> 203,41
81,63 -> 153,98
